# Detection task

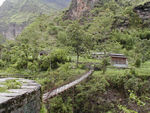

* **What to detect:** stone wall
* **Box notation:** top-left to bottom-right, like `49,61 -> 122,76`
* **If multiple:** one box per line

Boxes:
0,78 -> 41,113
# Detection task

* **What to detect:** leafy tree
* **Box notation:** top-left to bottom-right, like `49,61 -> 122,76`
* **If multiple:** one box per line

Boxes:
101,58 -> 109,74
66,21 -> 88,68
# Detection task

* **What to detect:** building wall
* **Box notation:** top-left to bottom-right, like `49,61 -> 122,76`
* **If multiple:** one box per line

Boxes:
111,57 -> 127,64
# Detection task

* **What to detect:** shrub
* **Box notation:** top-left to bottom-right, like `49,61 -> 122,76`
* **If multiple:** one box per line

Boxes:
101,58 -> 109,74
107,74 -> 127,89
124,77 -> 142,94
0,59 -> 5,67
130,68 -> 138,76
135,59 -> 141,68
94,64 -> 102,71
3,79 -> 22,89
79,64 -> 88,70
50,49 -> 68,69
39,49 -> 68,71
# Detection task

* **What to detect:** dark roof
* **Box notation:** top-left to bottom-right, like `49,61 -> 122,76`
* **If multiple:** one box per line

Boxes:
109,53 -> 127,58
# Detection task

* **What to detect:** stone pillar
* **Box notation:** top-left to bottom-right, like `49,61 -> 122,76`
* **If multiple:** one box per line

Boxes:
0,78 -> 41,113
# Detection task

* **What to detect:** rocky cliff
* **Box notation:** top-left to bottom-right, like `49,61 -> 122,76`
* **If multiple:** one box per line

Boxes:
134,2 -> 150,27
65,0 -> 150,23
64,0 -> 99,20
3,23 -> 27,40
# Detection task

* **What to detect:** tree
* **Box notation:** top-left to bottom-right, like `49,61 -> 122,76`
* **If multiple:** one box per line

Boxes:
66,21 -> 87,68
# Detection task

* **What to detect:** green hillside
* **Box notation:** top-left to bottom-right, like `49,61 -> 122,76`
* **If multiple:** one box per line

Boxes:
0,0 -> 71,39
0,0 -> 70,24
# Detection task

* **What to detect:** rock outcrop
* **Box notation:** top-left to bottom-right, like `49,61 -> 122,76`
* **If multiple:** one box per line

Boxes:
64,0 -> 99,20
65,0 -> 150,23
2,22 -> 27,40
134,2 -> 150,26
134,2 -> 150,20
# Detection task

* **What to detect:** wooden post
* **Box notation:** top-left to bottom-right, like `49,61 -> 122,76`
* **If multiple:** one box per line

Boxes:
46,100 -> 51,113
72,86 -> 75,113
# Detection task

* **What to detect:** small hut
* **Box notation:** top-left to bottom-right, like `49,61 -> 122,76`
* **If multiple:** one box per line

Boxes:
91,52 -> 106,59
109,53 -> 128,68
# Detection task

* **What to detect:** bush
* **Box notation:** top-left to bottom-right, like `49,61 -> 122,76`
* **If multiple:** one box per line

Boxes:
50,49 -> 68,69
0,59 -> 5,67
94,64 -> 102,71
130,68 -> 138,76
27,61 -> 38,72
107,74 -> 127,89
124,77 -> 142,94
101,58 -> 109,74
79,64 -> 88,70
39,49 -> 68,71
135,59 -> 141,68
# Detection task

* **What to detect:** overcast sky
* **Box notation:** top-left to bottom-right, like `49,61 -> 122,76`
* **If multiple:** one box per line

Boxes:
0,0 -> 6,6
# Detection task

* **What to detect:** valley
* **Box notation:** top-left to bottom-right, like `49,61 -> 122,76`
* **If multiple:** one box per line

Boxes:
0,0 -> 150,113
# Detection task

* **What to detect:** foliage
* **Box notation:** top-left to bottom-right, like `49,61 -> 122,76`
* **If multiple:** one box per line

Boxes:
101,58 -> 110,74
40,104 -> 47,113
129,90 -> 146,106
135,59 -> 141,68
0,0 -> 150,113
0,79 -> 22,92
3,79 -> 22,89
118,105 -> 137,113
64,21 -> 90,67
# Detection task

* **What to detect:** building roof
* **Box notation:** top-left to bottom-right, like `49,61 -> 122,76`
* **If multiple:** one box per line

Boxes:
109,53 -> 127,58
91,52 -> 127,58
92,52 -> 105,55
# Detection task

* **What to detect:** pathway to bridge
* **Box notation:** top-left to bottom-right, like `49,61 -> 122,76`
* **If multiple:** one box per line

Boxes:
43,69 -> 94,102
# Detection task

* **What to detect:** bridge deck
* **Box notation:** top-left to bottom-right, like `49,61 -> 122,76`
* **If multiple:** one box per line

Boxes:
43,70 -> 94,102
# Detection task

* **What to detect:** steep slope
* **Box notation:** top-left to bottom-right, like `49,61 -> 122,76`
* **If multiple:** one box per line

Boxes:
64,0 -> 99,20
65,0 -> 150,20
0,0 -> 71,40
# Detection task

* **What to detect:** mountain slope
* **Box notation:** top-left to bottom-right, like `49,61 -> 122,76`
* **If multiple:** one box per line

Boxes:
0,0 -> 71,39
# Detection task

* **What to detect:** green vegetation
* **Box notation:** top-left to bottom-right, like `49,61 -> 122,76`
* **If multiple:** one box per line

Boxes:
0,0 -> 150,112
0,79 -> 22,92
0,0 -> 71,38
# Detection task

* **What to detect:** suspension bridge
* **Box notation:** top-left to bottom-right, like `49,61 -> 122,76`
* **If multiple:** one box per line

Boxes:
42,69 -> 94,102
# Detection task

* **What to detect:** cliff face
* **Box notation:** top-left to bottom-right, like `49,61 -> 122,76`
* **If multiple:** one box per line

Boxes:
65,0 -> 150,23
134,2 -> 150,26
65,0 -> 99,20
3,23 -> 27,40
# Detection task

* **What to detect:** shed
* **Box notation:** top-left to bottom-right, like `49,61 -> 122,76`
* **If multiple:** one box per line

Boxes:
109,53 -> 128,68
91,52 -> 106,59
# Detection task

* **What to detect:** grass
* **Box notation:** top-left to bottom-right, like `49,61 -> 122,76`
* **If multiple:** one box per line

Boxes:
0,87 -> 8,93
134,61 -> 150,77
0,79 -> 22,92
93,61 -> 150,77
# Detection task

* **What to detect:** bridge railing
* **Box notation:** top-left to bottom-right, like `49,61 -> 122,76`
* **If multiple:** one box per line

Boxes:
43,69 -> 94,102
